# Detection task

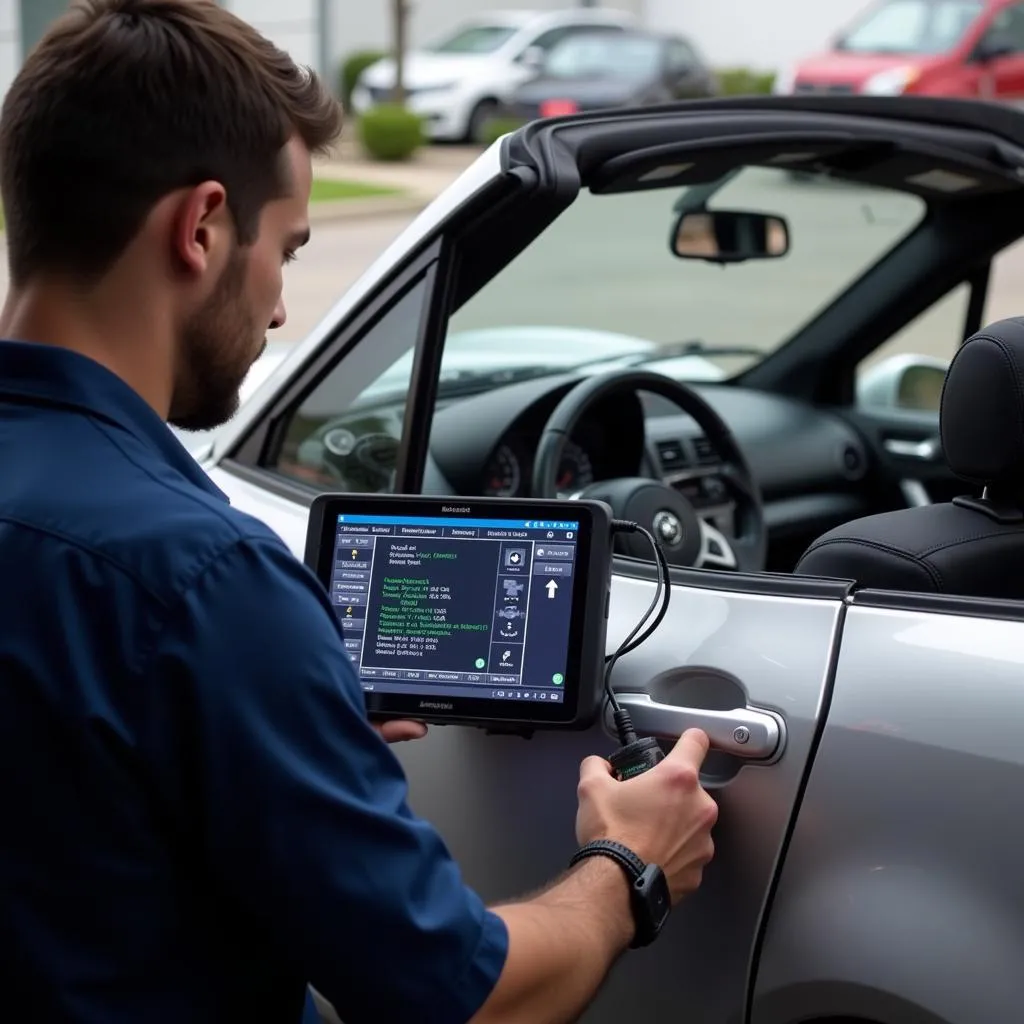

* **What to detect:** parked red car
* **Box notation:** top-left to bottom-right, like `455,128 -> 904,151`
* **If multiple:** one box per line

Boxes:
776,0 -> 1024,100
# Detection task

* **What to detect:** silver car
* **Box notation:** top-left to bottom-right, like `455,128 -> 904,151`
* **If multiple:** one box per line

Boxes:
188,94 -> 1024,1023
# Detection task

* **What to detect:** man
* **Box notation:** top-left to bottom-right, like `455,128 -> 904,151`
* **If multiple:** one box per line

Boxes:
0,2 -> 719,1023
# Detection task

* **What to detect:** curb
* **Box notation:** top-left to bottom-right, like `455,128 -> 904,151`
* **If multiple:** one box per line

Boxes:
307,193 -> 430,223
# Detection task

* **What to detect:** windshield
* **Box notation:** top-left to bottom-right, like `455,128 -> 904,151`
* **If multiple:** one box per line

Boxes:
444,165 -> 926,380
836,0 -> 983,54
544,34 -> 662,79
426,24 -> 519,54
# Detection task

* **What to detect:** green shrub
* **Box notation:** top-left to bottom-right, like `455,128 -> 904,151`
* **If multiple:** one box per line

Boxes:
339,49 -> 387,111
357,104 -> 425,161
716,68 -> 776,96
479,116 -> 526,146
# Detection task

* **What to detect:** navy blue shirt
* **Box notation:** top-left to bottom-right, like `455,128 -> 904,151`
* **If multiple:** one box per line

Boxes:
0,341 -> 508,1023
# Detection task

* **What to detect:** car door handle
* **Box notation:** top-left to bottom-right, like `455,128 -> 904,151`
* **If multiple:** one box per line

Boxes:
612,692 -> 783,760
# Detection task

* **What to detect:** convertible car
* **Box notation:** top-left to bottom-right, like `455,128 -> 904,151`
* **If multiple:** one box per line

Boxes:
192,95 -> 1024,1023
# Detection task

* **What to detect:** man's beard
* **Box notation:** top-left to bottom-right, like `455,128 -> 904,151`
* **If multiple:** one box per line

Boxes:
169,244 -> 266,433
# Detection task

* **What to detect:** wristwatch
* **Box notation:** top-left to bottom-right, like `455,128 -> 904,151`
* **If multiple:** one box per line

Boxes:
569,839 -> 671,948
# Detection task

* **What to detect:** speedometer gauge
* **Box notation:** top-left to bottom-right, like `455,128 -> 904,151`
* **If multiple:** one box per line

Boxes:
482,444 -> 521,496
557,441 -> 594,494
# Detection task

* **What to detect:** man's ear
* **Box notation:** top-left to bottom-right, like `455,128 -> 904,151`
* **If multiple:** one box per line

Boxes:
171,181 -> 230,277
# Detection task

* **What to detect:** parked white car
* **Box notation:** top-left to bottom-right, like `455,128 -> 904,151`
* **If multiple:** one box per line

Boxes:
350,8 -> 636,143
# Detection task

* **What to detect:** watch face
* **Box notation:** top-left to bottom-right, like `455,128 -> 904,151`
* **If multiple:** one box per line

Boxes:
631,864 -> 672,947
644,865 -> 672,929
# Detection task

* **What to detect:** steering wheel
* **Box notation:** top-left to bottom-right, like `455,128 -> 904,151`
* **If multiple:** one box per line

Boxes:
530,370 -> 767,573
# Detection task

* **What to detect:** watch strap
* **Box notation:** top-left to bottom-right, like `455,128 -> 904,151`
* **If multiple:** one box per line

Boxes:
569,839 -> 669,949
569,838 -> 645,881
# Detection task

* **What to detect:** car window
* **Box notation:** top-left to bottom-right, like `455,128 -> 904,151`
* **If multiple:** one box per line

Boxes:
527,24 -> 626,53
668,39 -> 698,70
544,34 -> 663,79
835,0 -> 984,54
426,24 -> 520,54
265,276 -> 429,491
855,281 -> 971,404
985,235 -> 1024,323
445,166 -> 926,380
989,2 -> 1024,48
854,233 -> 1024,412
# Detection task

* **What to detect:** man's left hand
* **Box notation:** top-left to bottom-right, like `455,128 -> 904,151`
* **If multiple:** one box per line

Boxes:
373,720 -> 428,743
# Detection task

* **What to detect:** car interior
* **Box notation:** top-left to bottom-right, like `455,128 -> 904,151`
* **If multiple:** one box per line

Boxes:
223,97 -> 1024,598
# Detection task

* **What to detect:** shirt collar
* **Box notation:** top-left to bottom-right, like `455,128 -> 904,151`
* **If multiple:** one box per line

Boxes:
0,340 -> 229,501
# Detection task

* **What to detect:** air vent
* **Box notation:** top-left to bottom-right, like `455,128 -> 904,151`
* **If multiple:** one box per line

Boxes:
692,436 -> 719,465
838,441 -> 866,481
656,439 -> 689,472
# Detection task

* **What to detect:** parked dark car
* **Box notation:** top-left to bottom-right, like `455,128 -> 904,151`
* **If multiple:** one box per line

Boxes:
508,29 -> 717,121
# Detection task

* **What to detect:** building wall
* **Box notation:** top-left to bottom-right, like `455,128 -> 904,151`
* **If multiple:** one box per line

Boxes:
643,0 -> 869,74
226,0 -> 321,70
20,0 -> 68,60
0,0 -> 18,104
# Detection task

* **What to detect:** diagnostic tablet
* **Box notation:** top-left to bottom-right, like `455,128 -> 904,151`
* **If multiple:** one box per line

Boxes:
304,494 -> 614,733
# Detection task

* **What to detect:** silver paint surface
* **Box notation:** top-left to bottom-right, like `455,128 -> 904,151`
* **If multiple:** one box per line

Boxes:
753,603 -> 1024,1024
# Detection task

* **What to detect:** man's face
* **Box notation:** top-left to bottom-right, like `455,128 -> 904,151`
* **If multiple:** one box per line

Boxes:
169,137 -> 312,432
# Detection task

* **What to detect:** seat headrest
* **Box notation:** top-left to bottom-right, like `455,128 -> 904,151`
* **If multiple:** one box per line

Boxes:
941,317 -> 1024,487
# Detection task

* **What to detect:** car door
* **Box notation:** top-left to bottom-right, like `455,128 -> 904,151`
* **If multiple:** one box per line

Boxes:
218,407 -> 845,1023
205,135 -> 847,1022
751,588 -> 1024,1024
975,1 -> 1024,103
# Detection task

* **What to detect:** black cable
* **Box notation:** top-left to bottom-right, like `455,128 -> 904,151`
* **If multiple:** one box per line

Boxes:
604,519 -> 672,748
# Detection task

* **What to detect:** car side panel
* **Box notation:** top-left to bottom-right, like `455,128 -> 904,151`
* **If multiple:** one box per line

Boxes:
751,603 -> 1024,1024
212,463 -> 839,1024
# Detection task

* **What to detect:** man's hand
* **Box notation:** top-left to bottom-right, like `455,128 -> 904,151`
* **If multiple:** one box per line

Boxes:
575,728 -> 717,903
372,720 -> 428,743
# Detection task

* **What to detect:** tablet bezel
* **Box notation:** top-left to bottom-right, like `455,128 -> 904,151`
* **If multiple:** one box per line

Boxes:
305,494 -> 613,732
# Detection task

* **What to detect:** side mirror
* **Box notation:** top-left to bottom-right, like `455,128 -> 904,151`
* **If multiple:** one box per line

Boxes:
518,45 -> 545,69
974,33 -> 1016,63
856,354 -> 949,413
671,209 -> 790,264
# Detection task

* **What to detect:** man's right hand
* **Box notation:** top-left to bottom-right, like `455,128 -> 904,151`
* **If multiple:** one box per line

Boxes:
471,729 -> 718,1024
574,728 -> 718,903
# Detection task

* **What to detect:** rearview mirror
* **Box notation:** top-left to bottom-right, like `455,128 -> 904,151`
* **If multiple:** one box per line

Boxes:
671,209 -> 790,263
857,354 -> 949,413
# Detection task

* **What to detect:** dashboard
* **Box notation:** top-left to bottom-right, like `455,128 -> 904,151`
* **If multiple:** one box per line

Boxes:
425,372 -> 873,566
283,369 -> 878,572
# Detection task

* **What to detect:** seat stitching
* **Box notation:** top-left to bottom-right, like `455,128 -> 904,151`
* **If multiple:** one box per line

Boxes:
800,536 -> 941,589
920,525 -> 1024,558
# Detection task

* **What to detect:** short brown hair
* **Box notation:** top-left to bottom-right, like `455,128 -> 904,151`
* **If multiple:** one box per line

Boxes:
0,0 -> 343,287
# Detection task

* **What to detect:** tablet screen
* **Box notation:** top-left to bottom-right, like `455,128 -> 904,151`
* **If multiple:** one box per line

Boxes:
330,511 -> 582,705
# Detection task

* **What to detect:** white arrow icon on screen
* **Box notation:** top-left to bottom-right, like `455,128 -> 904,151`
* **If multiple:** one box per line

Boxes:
546,579 -> 558,599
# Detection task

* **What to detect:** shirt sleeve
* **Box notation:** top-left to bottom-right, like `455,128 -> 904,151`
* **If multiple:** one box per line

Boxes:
143,534 -> 509,1024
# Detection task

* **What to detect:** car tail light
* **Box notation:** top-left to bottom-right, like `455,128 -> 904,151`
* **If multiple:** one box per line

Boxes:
540,99 -> 579,117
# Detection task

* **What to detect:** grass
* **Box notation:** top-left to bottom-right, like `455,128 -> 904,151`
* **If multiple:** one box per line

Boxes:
0,179 -> 397,234
310,177 -> 401,202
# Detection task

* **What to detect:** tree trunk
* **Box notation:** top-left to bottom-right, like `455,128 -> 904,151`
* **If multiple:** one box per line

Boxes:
392,0 -> 406,106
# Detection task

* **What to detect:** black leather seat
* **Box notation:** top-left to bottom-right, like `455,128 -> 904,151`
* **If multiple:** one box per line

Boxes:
797,317 -> 1024,598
